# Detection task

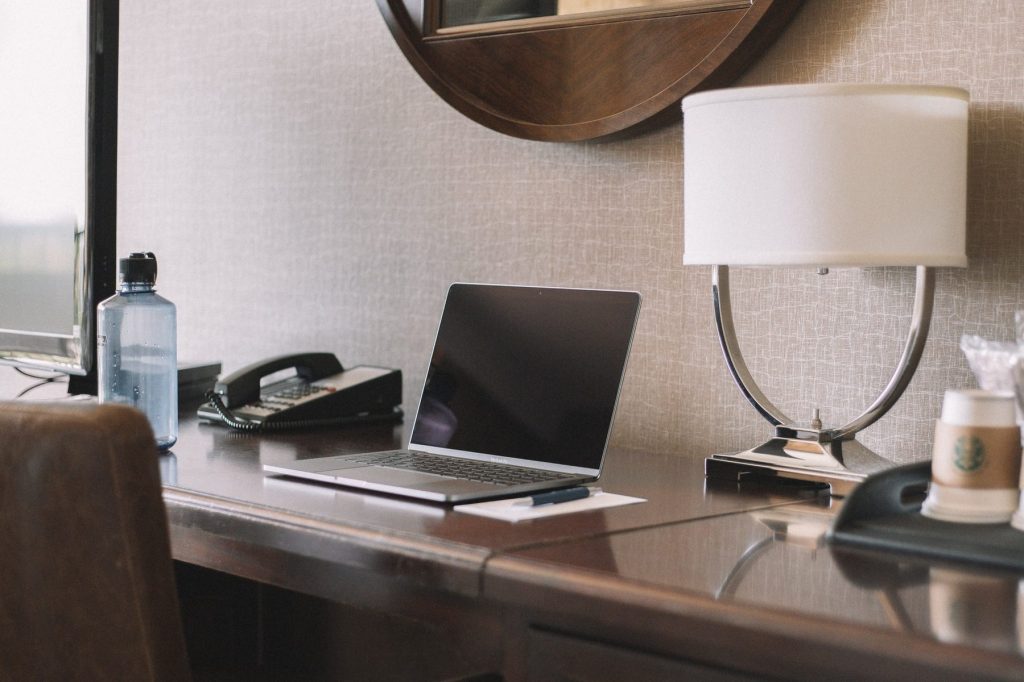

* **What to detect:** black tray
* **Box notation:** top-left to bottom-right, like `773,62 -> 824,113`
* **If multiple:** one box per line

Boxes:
827,461 -> 1024,572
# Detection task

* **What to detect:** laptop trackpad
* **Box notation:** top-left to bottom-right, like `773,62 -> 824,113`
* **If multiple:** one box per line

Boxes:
327,466 -> 451,487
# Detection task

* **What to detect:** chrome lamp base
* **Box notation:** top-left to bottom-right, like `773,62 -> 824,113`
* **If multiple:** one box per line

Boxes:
705,427 -> 896,497
708,265 -> 935,496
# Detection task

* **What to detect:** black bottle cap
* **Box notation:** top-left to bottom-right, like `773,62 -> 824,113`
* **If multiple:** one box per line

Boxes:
120,252 -> 158,284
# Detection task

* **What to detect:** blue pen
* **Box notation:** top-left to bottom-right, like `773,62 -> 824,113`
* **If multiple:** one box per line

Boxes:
512,486 -> 602,507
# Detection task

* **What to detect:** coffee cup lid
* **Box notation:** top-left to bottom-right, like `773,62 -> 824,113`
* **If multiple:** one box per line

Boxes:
941,389 -> 1016,427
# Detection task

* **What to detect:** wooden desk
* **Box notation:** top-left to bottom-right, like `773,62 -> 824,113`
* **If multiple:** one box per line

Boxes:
163,415 -> 1024,680
487,505 -> 1024,680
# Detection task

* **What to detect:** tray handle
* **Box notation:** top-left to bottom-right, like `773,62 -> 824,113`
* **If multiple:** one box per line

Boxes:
830,460 -> 931,531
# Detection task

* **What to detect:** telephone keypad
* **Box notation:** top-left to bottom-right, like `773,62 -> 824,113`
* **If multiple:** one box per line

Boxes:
273,385 -> 325,401
257,384 -> 329,410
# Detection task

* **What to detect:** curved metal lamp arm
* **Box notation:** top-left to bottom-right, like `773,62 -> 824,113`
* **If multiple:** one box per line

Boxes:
833,265 -> 935,439
712,265 -> 936,439
712,265 -> 791,426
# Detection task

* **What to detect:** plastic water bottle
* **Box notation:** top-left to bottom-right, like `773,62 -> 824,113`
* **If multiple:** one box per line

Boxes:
98,252 -> 177,450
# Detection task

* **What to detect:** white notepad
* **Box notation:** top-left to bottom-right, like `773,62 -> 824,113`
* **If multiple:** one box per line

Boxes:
454,491 -> 645,522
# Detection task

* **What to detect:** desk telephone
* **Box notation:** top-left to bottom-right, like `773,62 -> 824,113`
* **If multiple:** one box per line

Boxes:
197,352 -> 402,432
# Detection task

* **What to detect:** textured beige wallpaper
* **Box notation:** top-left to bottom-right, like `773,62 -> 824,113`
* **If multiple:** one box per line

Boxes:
87,0 -> 1021,463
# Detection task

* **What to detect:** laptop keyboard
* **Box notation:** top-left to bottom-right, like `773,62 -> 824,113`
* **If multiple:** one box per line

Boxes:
347,450 -> 570,486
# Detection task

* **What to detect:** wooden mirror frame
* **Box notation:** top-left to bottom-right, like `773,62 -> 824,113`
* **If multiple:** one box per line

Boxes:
376,0 -> 803,141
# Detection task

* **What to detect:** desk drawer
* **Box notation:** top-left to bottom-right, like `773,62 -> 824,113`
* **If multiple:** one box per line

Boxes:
527,628 -> 759,682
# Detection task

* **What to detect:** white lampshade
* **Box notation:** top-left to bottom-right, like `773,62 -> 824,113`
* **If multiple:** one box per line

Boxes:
682,84 -> 969,267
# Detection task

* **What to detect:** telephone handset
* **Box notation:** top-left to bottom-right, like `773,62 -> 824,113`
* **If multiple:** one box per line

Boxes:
197,352 -> 402,432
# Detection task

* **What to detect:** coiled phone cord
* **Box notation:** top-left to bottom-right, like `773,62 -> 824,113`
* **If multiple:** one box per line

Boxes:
202,390 -> 402,433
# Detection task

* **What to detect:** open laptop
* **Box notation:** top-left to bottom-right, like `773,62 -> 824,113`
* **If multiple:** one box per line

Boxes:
263,283 -> 641,503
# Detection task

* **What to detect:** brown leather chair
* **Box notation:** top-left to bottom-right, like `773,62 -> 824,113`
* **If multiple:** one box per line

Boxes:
0,401 -> 190,681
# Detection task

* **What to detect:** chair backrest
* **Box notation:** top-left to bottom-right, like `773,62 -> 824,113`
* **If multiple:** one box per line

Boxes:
0,401 -> 190,681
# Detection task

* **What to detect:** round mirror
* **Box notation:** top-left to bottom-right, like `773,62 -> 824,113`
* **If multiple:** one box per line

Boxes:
376,0 -> 802,141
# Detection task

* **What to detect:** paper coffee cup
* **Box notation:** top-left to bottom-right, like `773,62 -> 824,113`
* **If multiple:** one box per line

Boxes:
941,389 -> 1017,427
922,390 -> 1021,523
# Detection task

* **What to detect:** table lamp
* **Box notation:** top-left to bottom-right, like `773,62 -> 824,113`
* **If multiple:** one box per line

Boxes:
682,83 -> 969,495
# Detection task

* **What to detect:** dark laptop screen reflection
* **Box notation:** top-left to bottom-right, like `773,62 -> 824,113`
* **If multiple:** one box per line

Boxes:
410,285 -> 637,470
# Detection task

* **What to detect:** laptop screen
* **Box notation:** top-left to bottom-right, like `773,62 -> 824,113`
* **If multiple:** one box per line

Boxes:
410,284 -> 641,472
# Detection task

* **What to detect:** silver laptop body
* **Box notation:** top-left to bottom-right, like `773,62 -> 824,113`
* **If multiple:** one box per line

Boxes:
263,283 -> 641,503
